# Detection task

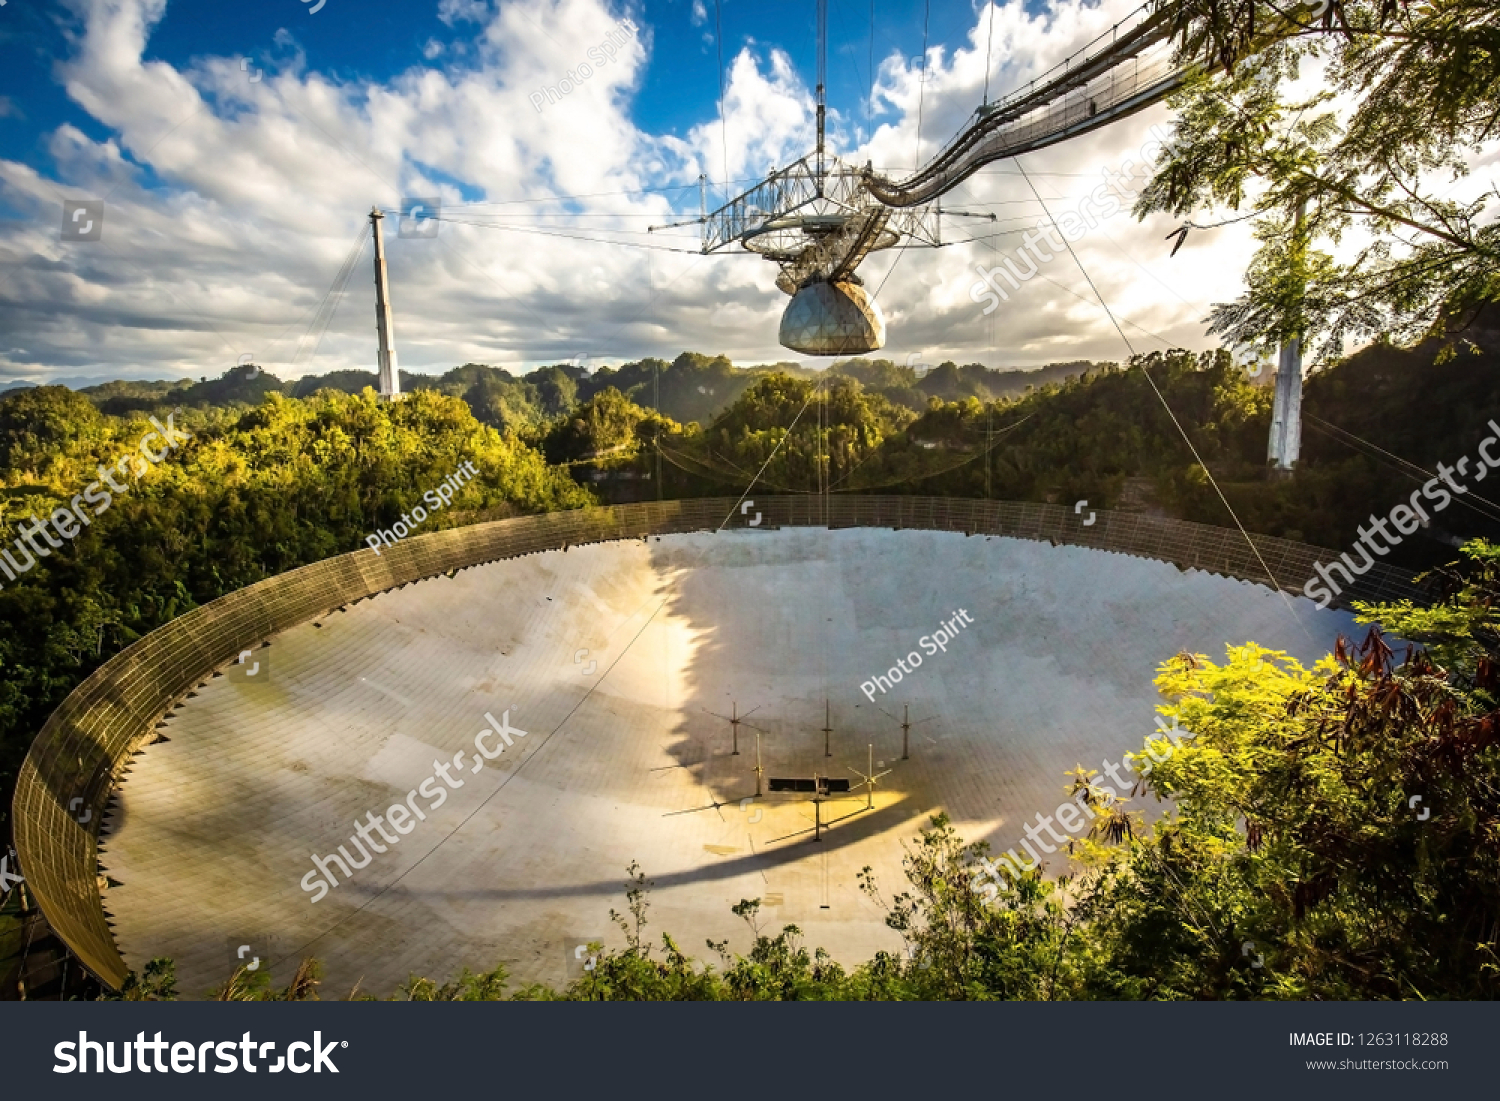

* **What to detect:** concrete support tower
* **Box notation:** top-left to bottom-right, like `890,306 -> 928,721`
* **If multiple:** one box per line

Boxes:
1267,199 -> 1306,474
371,207 -> 401,401
1267,333 -> 1303,473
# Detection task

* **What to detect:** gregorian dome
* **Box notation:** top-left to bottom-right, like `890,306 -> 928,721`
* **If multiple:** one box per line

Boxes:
778,279 -> 886,356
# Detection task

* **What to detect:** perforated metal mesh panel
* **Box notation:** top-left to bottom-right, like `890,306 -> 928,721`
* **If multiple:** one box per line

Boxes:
12,497 -> 1421,988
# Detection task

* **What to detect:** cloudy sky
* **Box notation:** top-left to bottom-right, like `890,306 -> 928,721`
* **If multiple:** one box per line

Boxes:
0,0 -> 1311,384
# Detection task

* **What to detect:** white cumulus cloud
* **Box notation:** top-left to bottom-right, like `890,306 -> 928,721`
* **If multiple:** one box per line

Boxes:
0,0 -> 1278,385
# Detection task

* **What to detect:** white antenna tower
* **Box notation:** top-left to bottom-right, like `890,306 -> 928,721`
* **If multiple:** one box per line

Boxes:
847,743 -> 892,811
703,701 -> 764,756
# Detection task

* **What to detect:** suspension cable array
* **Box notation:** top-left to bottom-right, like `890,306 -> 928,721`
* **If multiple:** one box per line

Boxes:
686,1 -> 1192,354
864,5 -> 1182,207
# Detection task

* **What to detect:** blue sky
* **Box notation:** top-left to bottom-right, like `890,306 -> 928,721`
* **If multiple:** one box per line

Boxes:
0,0 -> 1264,383
2,0 -> 1015,206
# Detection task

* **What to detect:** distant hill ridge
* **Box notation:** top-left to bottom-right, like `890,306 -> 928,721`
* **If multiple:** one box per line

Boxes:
21,353 -> 1105,429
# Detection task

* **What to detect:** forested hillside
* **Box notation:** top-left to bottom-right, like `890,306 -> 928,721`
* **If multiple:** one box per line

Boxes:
4,324 -> 1499,845
555,332 -> 1500,565
47,351 -> 1104,432
0,387 -> 588,838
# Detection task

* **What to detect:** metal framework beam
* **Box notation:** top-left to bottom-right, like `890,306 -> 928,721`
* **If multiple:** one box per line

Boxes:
700,158 -> 939,257
864,7 -> 1184,207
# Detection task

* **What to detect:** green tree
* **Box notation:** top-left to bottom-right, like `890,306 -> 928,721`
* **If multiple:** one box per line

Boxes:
1141,0 -> 1500,363
1071,570 -> 1500,997
543,387 -> 676,467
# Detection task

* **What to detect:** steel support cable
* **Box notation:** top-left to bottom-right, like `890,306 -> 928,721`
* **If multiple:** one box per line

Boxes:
826,410 -> 1038,491
434,214 -> 702,236
982,0 -> 1155,121
435,212 -> 710,221
290,220 -> 372,368
880,0 -> 1338,211
827,208 -> 893,281
273,597 -> 673,974
714,0 -> 731,204
870,57 -> 1184,207
964,187 -> 1500,535
914,0 -> 931,175
816,0 -> 829,181
655,440 -> 815,494
444,179 -> 757,209
431,216 -> 703,253
945,169 -> 1212,356
657,407 -> 1037,496
709,444 -> 805,489
946,9 -> 1167,153
871,232 -> 913,299
903,54 -> 1177,193
718,377 -> 827,529
944,213 -> 1500,545
253,220 -> 372,369
948,228 -> 1323,646
951,222 -> 1178,352
983,1 -> 995,106
661,434 -> 946,496
1016,169 -> 1500,530
837,437 -> 1030,492
308,225 -> 370,331
1013,158 -> 1311,633
1304,413 -> 1500,526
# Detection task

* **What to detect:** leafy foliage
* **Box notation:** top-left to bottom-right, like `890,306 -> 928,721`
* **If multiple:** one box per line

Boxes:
107,957 -> 178,1001
1141,0 -> 1500,364
0,387 -> 589,836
